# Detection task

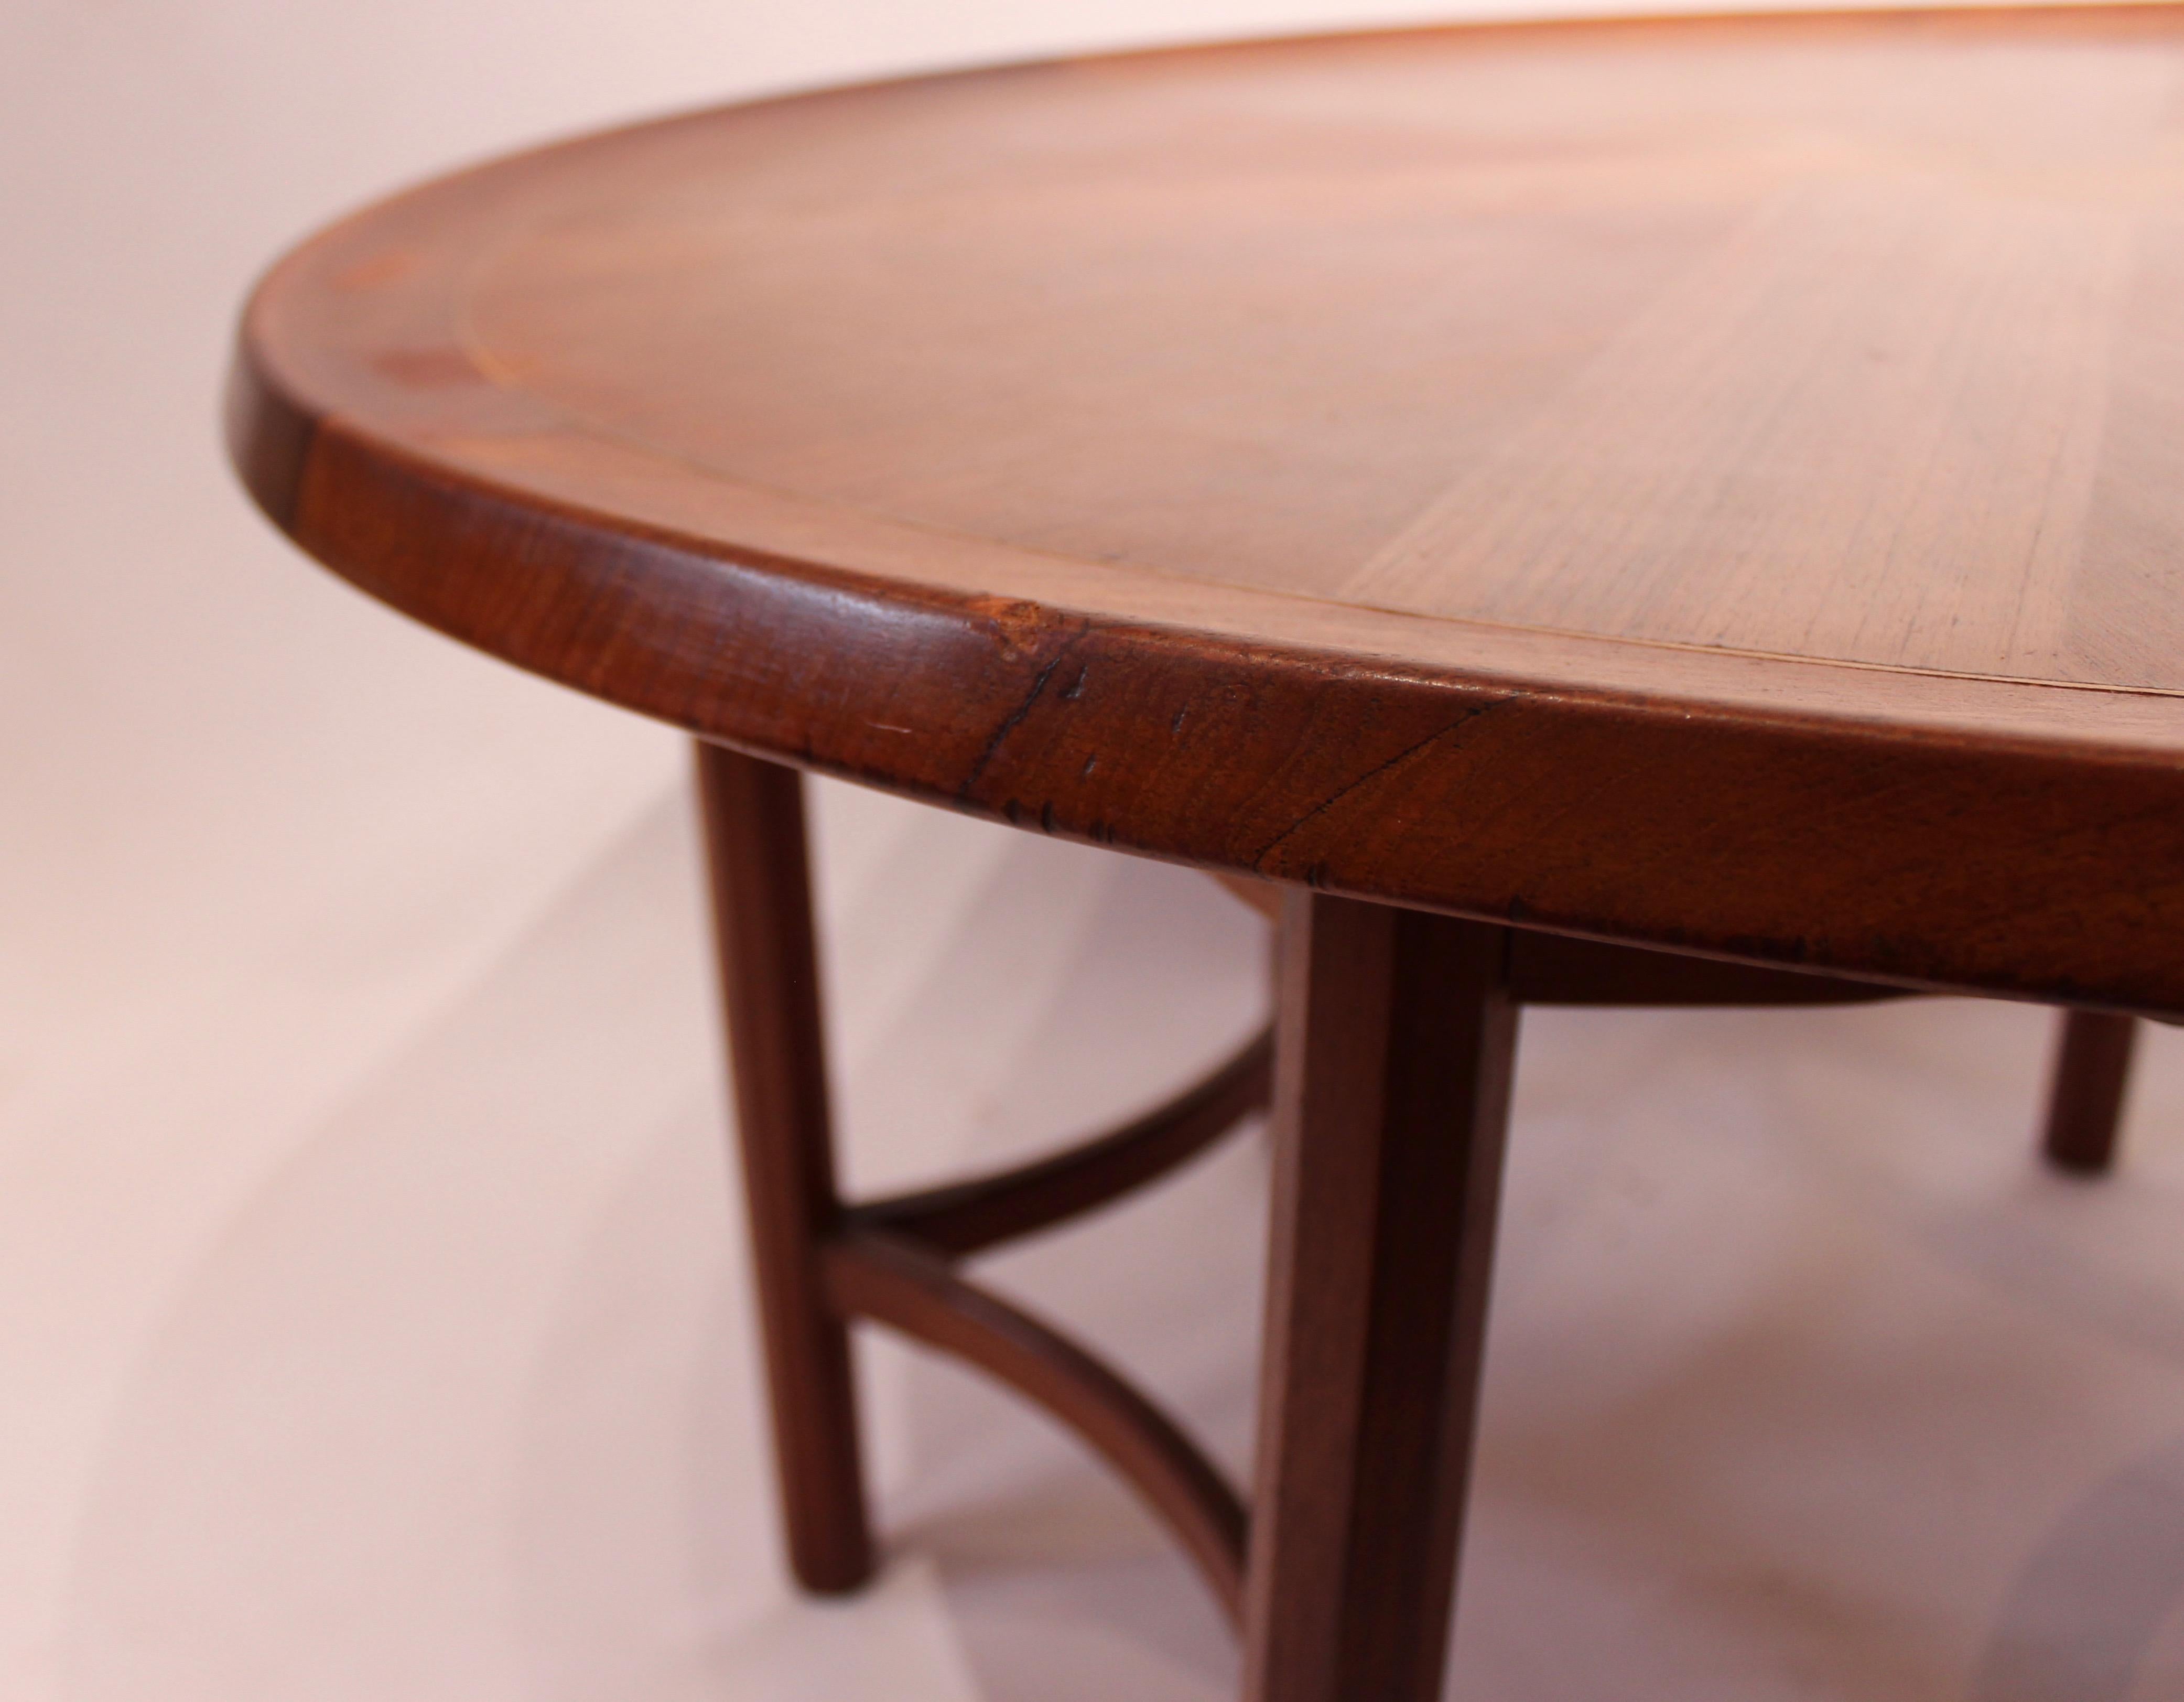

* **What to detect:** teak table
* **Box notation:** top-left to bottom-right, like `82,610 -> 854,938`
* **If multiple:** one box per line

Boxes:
230,9 -> 2184,1698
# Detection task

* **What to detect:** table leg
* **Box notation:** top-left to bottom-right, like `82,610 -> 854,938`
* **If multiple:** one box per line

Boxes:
696,740 -> 874,1592
2042,1009 -> 2137,1176
1244,892 -> 1518,1702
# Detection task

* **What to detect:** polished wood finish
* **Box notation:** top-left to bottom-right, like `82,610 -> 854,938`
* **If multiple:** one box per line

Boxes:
231,16 -> 2184,1699
706,747 -> 1262,1622
1245,893 -> 1518,1702
2044,1009 -> 2139,1175
695,741 -> 872,1592
268,10 -> 2184,697
231,6 -> 2184,1018
1503,928 -> 1898,1008
822,1229 -> 1248,1621
1226,866 -> 1904,1005
849,1026 -> 1271,1256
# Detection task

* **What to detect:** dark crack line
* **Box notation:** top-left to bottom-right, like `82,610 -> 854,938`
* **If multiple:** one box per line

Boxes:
956,628 -> 1087,802
1250,696 -> 1514,871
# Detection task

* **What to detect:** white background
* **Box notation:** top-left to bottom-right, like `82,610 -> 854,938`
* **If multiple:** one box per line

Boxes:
10,2 -> 2184,1698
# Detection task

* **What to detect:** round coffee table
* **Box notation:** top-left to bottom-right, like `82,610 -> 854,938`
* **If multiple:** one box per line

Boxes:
229,9 -> 2184,1697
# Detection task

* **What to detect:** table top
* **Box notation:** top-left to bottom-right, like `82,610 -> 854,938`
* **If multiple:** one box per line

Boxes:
230,5 -> 2184,1015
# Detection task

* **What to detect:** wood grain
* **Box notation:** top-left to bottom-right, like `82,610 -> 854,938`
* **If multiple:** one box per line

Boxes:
233,29 -> 2184,1697
231,7 -> 2184,1014
695,742 -> 873,1592
848,1026 -> 1270,1256
821,1227 -> 1249,1622
1244,893 -> 1518,1702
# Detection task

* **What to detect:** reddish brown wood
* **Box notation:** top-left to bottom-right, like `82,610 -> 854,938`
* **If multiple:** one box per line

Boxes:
1226,879 -> 2139,1201
1504,929 -> 1909,1008
226,6 -> 2184,1020
695,740 -> 873,1593
821,1227 -> 1249,1622
1221,873 -> 1908,1007
700,742 -> 1262,1617
1244,893 -> 1518,1702
849,1026 -> 1270,1257
2044,1010 -> 2139,1175
226,17 -> 2184,1694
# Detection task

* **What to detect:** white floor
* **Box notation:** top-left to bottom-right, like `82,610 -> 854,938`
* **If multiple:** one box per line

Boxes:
18,771 -> 2184,1701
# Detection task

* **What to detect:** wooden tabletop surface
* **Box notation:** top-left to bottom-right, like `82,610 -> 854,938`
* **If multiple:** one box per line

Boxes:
231,6 -> 2184,1014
